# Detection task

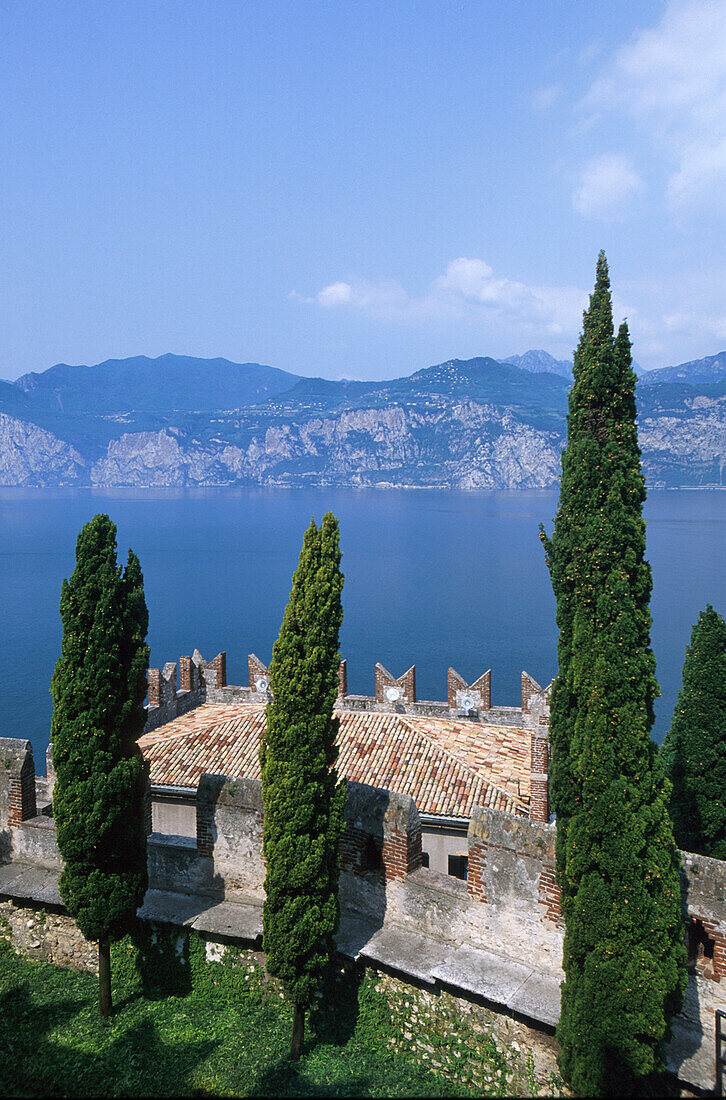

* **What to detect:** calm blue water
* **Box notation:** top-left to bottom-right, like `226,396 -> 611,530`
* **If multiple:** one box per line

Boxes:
1,487 -> 723,771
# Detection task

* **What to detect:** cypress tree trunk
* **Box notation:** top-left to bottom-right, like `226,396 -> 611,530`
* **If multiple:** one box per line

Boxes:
98,937 -> 112,1019
290,1003 -> 305,1061
541,253 -> 686,1095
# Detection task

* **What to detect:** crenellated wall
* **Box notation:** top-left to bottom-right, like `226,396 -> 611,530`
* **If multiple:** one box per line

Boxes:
145,648 -> 225,731
3,732 -> 723,1090
144,648 -> 552,726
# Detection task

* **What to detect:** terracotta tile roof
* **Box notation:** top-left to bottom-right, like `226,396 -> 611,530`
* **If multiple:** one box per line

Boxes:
403,716 -> 531,805
140,704 -> 531,819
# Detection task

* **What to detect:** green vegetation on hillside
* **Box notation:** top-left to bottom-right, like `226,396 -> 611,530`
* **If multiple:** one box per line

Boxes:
0,936 -> 480,1097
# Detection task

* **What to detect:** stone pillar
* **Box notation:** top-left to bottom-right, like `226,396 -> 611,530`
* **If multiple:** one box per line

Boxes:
148,668 -> 161,708
0,739 -> 37,826
179,655 -> 192,692
521,671 -> 542,715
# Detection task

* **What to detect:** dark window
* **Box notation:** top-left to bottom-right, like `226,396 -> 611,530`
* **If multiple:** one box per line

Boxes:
448,854 -> 468,881
687,918 -> 715,974
421,851 -> 430,868
363,835 -> 384,873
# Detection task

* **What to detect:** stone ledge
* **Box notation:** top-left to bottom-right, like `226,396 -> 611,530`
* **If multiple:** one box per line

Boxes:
351,917 -> 562,1030
0,861 -> 63,906
406,865 -> 469,899
138,888 -> 263,944
148,832 -> 197,851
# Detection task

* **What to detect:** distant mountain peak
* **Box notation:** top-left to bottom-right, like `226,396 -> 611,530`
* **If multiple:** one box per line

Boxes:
638,351 -> 726,387
500,350 -> 573,379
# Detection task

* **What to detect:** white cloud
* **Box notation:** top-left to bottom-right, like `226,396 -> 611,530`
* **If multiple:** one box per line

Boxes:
317,281 -> 353,307
583,0 -> 726,208
303,258 -> 591,344
300,258 -> 726,369
573,153 -> 644,218
430,259 -> 587,336
309,278 -> 411,317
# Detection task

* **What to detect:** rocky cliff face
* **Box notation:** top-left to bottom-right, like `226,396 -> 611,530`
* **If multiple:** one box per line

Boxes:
0,414 -> 86,486
0,354 -> 724,489
637,385 -> 726,487
84,402 -> 564,489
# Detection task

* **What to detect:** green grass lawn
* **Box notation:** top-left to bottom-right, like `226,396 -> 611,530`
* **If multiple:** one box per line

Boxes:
0,933 -> 485,1098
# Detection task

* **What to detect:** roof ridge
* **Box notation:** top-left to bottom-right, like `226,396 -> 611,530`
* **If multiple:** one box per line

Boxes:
396,713 -> 529,812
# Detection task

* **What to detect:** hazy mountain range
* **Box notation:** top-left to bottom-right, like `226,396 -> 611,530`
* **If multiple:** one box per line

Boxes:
0,350 -> 724,489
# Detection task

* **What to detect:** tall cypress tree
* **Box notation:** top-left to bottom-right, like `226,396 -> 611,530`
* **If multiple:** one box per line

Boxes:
540,253 -> 686,1095
661,605 -> 726,859
260,512 -> 346,1060
51,514 -> 150,1018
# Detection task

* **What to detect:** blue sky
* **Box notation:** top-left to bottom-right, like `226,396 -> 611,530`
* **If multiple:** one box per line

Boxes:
2,0 -> 725,380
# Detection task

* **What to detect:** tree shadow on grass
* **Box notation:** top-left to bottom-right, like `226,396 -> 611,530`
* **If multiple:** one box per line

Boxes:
132,923 -> 193,1000
0,974 -> 219,1097
247,1056 -> 371,1098
308,961 -> 364,1049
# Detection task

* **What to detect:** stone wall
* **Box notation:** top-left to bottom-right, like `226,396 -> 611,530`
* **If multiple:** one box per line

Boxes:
187,934 -> 564,1095
196,774 -> 266,898
467,807 -> 562,933
3,735 -> 726,1090
371,967 -> 564,1096
0,897 -> 97,971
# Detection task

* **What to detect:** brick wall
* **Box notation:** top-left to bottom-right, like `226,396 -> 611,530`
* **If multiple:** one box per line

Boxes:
529,721 -> 550,825
339,823 -> 372,876
205,651 -> 226,689
383,822 -> 423,880
537,863 -> 562,926
467,838 -> 488,902
342,780 -> 422,883
0,739 -> 37,827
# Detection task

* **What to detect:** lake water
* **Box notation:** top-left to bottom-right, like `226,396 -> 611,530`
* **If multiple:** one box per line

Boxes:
1,487 -> 723,771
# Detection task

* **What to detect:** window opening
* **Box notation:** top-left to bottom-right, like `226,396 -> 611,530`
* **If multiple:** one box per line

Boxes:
448,854 -> 468,881
363,835 -> 384,874
687,918 -> 716,976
